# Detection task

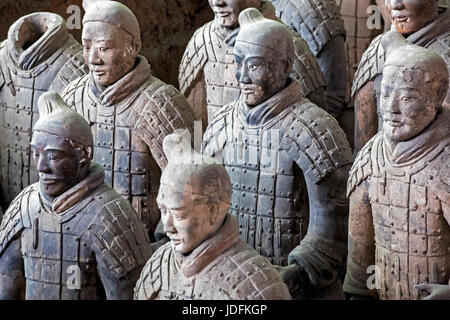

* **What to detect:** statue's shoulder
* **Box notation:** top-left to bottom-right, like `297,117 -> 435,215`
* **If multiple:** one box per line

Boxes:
281,99 -> 353,183
351,34 -> 385,97
0,184 -> 39,255
276,0 -> 346,55
179,21 -> 216,95
427,141 -> 450,207
216,241 -> 291,300
346,133 -> 381,197
134,242 -> 173,300
201,101 -> 237,158
87,188 -> 153,279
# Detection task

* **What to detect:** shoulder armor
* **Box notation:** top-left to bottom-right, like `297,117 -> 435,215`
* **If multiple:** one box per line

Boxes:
61,75 -> 90,112
221,243 -> 291,300
290,31 -> 327,98
88,192 -> 153,279
178,22 -> 215,96
50,36 -> 89,92
428,145 -> 450,207
133,79 -> 195,169
280,99 -> 353,184
351,34 -> 384,98
134,242 -> 172,300
346,133 -> 380,197
0,184 -> 38,255
201,102 -> 235,158
276,0 -> 346,55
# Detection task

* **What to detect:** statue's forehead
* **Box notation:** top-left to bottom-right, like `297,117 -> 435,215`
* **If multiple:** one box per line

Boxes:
30,131 -> 73,151
82,21 -> 118,40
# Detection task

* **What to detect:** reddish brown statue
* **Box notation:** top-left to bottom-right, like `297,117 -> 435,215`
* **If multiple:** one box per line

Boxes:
61,1 -> 195,239
352,0 -> 450,153
0,12 -> 88,210
0,92 -> 152,300
344,32 -> 450,300
134,133 -> 291,300
179,0 -> 327,130
202,8 -> 353,299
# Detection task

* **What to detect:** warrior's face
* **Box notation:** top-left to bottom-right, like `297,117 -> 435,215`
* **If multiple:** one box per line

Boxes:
386,0 -> 439,35
157,183 -> 218,255
31,131 -> 83,197
380,65 -> 438,141
82,21 -> 138,86
209,0 -> 258,28
234,42 -> 289,107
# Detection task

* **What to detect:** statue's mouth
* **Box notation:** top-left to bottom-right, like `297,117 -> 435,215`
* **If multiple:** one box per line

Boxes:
392,14 -> 410,23
40,178 -> 62,185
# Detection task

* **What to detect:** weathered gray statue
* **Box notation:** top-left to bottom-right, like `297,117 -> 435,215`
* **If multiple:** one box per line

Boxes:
0,12 -> 88,210
202,8 -> 353,299
0,92 -> 152,300
62,1 -> 195,239
269,0 -> 348,120
345,32 -> 450,300
134,133 -> 292,300
352,0 -> 450,152
179,0 -> 327,129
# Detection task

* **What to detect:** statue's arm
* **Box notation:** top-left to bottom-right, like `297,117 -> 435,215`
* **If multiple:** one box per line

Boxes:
0,237 -> 25,299
287,164 -> 350,292
316,35 -> 348,119
343,181 -> 376,298
354,80 -> 378,154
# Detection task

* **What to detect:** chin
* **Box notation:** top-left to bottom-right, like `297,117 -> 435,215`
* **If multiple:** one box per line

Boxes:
39,183 -> 67,198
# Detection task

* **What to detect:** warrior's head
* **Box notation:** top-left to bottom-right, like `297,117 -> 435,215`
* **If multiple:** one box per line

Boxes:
31,92 -> 94,198
233,8 -> 293,107
209,0 -> 260,29
82,0 -> 141,86
380,31 -> 448,142
157,133 -> 232,255
386,0 -> 440,35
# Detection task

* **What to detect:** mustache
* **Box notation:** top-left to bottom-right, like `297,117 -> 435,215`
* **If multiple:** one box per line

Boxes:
39,174 -> 63,181
240,84 -> 262,90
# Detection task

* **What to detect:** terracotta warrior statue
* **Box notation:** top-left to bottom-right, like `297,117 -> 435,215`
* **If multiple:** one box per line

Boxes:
344,32 -> 450,300
0,92 -> 152,300
0,12 -> 88,210
202,8 -> 353,299
269,0 -> 347,121
352,0 -> 450,153
62,1 -> 195,240
134,133 -> 291,300
179,0 -> 327,130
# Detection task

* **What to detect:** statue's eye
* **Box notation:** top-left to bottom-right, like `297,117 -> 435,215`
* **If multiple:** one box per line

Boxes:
401,96 -> 414,102
49,155 -> 58,161
99,47 -> 108,52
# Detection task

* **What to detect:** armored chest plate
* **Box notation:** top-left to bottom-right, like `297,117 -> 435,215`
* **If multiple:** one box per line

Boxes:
368,159 -> 450,300
221,111 -> 309,266
20,203 -> 102,300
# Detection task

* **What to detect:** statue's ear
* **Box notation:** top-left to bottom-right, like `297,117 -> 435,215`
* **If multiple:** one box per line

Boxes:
132,37 -> 142,56
79,146 -> 93,168
208,202 -> 219,225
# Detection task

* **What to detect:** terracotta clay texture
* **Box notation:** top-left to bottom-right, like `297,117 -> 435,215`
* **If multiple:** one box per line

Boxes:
351,1 -> 450,152
134,133 -> 292,300
344,33 -> 450,300
0,12 -> 88,211
202,8 -> 353,299
270,0 -> 348,119
61,1 -> 195,240
179,0 -> 327,130
0,92 -> 152,300
335,0 -> 383,86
